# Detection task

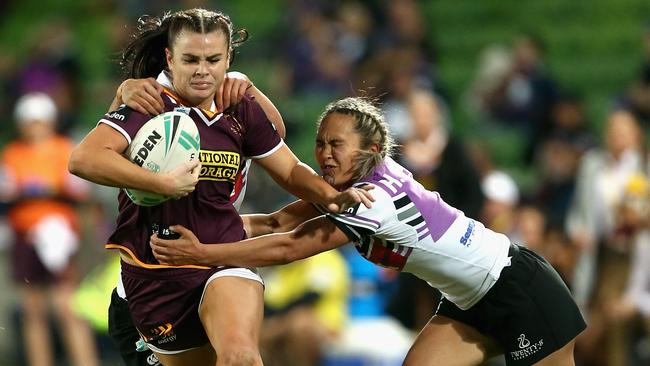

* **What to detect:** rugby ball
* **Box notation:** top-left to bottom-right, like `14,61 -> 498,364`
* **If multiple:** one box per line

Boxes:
125,111 -> 200,206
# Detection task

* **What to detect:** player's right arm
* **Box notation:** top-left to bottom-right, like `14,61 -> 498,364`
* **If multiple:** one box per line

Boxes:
242,199 -> 320,238
68,118 -> 198,198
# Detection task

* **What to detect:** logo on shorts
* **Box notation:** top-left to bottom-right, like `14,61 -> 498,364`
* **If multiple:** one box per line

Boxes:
518,334 -> 530,348
510,333 -> 544,361
147,322 -> 177,345
147,353 -> 161,366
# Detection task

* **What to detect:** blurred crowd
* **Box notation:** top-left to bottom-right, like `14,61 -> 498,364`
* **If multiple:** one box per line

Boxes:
2,0 -> 650,365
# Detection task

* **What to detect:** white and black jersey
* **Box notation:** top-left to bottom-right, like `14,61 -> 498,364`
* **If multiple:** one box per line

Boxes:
316,157 -> 511,310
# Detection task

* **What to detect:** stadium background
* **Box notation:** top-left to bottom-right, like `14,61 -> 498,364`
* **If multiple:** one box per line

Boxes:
1,0 -> 650,365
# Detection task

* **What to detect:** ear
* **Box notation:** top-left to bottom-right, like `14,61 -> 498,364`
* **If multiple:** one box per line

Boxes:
369,143 -> 380,153
165,47 -> 173,68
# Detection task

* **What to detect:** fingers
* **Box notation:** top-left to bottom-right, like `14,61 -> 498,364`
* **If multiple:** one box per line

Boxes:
216,83 -> 225,112
170,225 -> 189,236
231,79 -> 246,106
357,188 -> 375,208
122,77 -> 165,115
145,79 -> 165,114
134,96 -> 161,116
219,74 -> 249,112
326,202 -> 341,213
186,158 -> 200,171
150,233 -> 168,253
221,77 -> 232,111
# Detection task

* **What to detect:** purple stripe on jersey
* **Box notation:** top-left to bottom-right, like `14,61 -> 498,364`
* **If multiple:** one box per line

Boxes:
418,229 -> 430,241
366,158 -> 460,242
374,180 -> 397,196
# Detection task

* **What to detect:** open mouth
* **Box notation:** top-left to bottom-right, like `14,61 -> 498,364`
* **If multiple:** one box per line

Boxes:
321,165 -> 336,175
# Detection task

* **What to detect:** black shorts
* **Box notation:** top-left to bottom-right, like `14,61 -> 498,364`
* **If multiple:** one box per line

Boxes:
108,288 -> 161,366
436,243 -> 586,366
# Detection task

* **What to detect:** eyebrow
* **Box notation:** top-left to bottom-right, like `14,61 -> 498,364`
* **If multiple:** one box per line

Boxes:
181,53 -> 223,59
316,137 -> 343,144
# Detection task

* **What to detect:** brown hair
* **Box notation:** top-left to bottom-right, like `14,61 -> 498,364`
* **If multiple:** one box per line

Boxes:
120,8 -> 248,78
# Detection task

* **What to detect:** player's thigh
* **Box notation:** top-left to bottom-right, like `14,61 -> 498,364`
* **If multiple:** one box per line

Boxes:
533,339 -> 576,366
403,315 -> 501,366
199,276 -> 264,353
153,344 -> 215,366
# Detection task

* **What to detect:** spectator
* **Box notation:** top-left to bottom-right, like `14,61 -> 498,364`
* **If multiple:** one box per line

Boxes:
0,92 -> 96,366
480,170 -> 520,234
566,108 -> 646,311
484,33 -> 559,163
567,109 -> 647,364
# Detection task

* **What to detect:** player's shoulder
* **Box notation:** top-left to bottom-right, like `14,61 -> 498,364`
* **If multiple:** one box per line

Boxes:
229,95 -> 264,120
103,103 -> 149,124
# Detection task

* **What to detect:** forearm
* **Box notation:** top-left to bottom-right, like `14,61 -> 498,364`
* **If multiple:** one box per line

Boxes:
279,163 -> 337,206
199,217 -> 341,267
69,138 -> 167,194
200,233 -> 298,268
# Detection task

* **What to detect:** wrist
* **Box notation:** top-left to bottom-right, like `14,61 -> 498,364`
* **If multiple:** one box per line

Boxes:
196,242 -> 210,266
150,172 -> 172,196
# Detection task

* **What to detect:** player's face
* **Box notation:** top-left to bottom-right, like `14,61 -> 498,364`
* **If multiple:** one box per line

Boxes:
166,30 -> 229,110
315,113 -> 362,189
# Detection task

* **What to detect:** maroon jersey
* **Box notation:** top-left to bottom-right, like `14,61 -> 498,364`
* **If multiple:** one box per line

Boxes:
99,88 -> 282,267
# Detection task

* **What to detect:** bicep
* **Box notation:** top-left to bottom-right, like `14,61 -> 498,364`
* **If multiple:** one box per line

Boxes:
77,123 -> 129,154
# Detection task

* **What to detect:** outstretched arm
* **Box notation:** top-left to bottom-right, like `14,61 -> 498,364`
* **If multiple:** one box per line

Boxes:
151,216 -> 349,267
255,145 -> 374,213
242,199 -> 320,238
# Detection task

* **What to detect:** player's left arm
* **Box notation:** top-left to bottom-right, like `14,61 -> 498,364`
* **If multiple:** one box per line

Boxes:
255,145 -> 374,213
151,216 -> 350,267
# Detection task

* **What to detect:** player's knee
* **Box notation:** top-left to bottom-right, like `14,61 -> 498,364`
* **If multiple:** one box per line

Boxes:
218,347 -> 261,366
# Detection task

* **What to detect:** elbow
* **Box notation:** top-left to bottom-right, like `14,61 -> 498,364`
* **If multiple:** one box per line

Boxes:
68,147 -> 85,177
266,214 -> 283,233
68,146 -> 94,179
